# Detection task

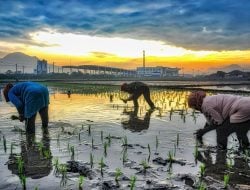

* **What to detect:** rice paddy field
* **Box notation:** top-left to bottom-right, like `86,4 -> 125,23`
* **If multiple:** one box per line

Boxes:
0,81 -> 250,190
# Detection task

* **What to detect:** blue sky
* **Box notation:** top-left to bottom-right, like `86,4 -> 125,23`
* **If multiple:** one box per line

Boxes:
0,0 -> 249,51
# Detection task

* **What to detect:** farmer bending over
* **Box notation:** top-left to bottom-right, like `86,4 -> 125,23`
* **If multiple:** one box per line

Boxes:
120,82 -> 155,109
3,82 -> 49,134
188,91 -> 250,149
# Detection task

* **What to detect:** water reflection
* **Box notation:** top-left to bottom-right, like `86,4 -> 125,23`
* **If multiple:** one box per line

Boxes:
197,149 -> 250,185
121,107 -> 154,132
8,129 -> 52,179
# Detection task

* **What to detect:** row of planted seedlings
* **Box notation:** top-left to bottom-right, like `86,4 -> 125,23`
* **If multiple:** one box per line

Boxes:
51,119 -> 205,190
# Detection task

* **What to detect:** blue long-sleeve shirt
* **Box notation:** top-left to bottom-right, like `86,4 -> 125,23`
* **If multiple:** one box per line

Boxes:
8,82 -> 49,118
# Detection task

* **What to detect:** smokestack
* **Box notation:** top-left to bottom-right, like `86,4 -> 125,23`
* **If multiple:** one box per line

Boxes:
143,50 -> 145,68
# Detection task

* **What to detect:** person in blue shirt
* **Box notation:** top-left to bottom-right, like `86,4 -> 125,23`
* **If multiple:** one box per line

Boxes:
3,82 -> 49,133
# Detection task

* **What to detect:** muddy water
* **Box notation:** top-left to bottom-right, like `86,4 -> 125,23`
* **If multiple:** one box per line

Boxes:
0,88 -> 249,190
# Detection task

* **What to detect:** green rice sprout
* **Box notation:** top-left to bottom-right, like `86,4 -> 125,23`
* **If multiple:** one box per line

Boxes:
34,186 -> 39,190
140,160 -> 150,173
176,133 -> 179,147
129,176 -> 136,190
148,144 -> 151,156
88,125 -> 91,136
244,149 -> 249,162
194,141 -> 199,160
57,134 -> 60,147
107,134 -> 111,146
156,136 -> 159,151
198,181 -> 206,190
104,142 -> 108,157
20,174 -> 26,190
101,131 -> 103,142
91,137 -> 94,150
53,157 -> 59,174
122,136 -> 128,146
43,150 -> 52,159
59,164 -> 68,187
226,157 -> 233,170
90,153 -> 94,168
199,163 -> 206,177
10,142 -> 14,155
98,157 -> 105,177
122,148 -> 128,164
17,157 -> 24,174
3,135 -> 7,153
78,133 -> 81,141
78,175 -> 84,190
115,168 -> 122,184
70,146 -> 75,160
168,150 -> 174,166
224,174 -> 230,188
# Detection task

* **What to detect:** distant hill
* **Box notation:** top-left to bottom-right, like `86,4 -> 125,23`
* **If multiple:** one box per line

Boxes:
208,64 -> 250,73
0,52 -> 38,73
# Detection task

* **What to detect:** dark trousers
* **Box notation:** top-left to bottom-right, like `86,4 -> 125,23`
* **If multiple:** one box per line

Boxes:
25,106 -> 49,134
133,86 -> 155,109
216,120 -> 250,149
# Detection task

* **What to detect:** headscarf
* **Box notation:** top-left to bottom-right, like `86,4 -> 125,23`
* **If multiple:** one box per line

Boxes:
188,91 -> 206,111
3,83 -> 13,102
121,83 -> 128,91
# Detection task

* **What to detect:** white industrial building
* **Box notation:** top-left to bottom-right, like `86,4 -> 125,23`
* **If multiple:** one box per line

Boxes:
136,66 -> 180,77
35,59 -> 48,74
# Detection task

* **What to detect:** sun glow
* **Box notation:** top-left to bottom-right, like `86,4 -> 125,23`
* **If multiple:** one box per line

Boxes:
29,29 -> 214,58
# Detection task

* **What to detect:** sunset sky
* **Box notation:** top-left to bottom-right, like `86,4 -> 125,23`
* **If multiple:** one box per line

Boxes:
0,0 -> 249,73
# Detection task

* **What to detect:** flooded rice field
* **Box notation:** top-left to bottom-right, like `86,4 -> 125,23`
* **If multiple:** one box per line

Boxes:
0,83 -> 250,190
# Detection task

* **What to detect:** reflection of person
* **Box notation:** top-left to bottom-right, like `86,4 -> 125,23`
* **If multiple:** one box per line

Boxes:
188,91 -> 250,149
8,128 -> 52,179
120,82 -> 155,109
121,107 -> 154,132
67,90 -> 71,98
197,148 -> 250,185
3,82 -> 49,133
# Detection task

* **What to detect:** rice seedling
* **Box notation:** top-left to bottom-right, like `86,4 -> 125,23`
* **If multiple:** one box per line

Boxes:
122,148 -> 128,164
224,174 -> 230,188
90,153 -> 94,168
98,157 -> 105,177
194,141 -> 199,161
78,133 -> 81,141
129,176 -> 136,190
115,168 -> 122,184
88,125 -> 91,136
199,163 -> 206,177
17,157 -> 24,174
148,144 -> 151,156
53,157 -> 59,174
197,181 -> 206,190
91,137 -> 94,150
176,133 -> 179,147
140,160 -> 150,173
101,131 -> 103,142
34,186 -> 39,190
10,142 -> 14,155
43,150 -> 52,159
20,174 -> 26,190
226,157 -> 233,170
155,136 -> 159,151
104,142 -> 108,157
107,134 -> 111,146
58,164 -> 68,187
78,175 -> 84,190
70,145 -> 75,160
168,150 -> 174,164
122,136 -> 128,146
3,135 -> 7,153
244,149 -> 249,162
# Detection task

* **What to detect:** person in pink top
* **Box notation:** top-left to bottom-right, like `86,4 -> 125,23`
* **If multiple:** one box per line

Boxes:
188,91 -> 250,149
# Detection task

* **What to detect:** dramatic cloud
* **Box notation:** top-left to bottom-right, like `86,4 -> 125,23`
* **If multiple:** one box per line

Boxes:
0,0 -> 249,51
